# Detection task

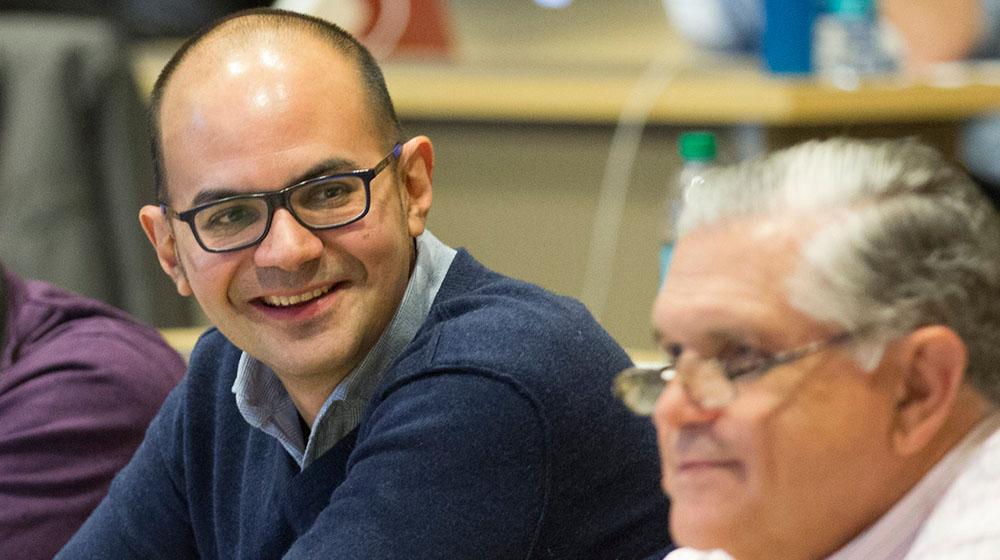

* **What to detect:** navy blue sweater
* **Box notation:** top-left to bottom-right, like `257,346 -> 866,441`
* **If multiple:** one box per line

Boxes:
59,250 -> 672,559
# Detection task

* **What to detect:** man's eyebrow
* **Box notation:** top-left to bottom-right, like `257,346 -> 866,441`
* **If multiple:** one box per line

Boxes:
704,328 -> 752,344
651,326 -> 756,350
652,328 -> 668,348
190,188 -> 246,208
288,157 -> 359,186
187,158 -> 359,208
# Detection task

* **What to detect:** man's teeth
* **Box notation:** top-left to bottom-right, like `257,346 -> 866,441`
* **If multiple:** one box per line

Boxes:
263,286 -> 331,307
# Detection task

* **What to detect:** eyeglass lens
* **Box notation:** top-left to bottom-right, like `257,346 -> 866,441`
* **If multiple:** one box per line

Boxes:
193,175 -> 368,251
676,352 -> 736,409
613,353 -> 738,415
613,366 -> 672,416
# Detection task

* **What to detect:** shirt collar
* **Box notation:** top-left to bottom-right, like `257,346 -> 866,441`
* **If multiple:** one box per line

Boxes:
232,230 -> 456,468
825,412 -> 1000,560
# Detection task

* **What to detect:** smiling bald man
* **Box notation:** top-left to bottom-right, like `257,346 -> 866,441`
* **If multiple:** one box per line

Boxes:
56,8 -> 672,560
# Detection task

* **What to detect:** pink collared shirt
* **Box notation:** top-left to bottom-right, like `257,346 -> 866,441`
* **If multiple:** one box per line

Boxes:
827,413 -> 1000,559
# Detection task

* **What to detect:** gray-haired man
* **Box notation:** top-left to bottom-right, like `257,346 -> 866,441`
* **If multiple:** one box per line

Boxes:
619,137 -> 1000,559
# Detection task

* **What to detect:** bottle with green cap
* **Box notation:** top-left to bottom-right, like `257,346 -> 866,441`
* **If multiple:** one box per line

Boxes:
662,131 -> 716,283
813,0 -> 897,86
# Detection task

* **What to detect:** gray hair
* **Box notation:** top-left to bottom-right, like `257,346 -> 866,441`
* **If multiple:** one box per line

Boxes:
677,137 -> 1000,404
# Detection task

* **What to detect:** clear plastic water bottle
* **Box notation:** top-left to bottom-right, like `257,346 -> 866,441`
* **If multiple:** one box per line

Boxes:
662,132 -> 716,284
814,0 -> 897,88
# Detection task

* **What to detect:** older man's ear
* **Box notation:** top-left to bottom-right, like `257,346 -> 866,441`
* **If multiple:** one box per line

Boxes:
890,326 -> 973,456
139,205 -> 193,297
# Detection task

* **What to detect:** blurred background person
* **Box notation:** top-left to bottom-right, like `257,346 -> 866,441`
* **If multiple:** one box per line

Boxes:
0,0 -> 269,37
882,0 -> 1000,206
665,0 -> 1000,205
0,1 -> 265,331
0,260 -> 186,560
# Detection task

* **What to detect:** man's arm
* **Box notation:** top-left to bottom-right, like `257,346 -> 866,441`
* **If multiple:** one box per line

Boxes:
881,0 -> 996,62
54,381 -> 198,559
0,327 -> 185,560
285,372 -> 548,559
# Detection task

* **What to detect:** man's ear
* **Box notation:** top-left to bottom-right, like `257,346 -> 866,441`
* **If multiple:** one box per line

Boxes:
890,326 -> 967,456
139,205 -> 193,296
397,136 -> 434,238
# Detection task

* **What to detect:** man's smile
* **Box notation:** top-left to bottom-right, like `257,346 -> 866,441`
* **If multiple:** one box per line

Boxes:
261,284 -> 334,307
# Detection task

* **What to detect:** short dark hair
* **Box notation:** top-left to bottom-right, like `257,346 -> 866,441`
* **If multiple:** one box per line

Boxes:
149,7 -> 403,203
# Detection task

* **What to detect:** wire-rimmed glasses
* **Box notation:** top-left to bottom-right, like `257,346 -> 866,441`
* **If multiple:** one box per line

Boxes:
613,331 -> 857,415
161,143 -> 403,253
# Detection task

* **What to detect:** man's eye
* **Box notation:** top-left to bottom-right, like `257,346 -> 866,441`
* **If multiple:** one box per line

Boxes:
298,179 -> 360,208
665,342 -> 684,361
719,344 -> 770,381
201,203 -> 260,232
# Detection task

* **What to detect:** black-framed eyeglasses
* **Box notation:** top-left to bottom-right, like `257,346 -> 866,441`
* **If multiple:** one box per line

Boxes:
613,331 -> 857,415
161,143 -> 403,253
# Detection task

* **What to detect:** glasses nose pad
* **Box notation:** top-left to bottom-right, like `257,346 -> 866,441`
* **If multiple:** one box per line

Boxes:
676,352 -> 735,409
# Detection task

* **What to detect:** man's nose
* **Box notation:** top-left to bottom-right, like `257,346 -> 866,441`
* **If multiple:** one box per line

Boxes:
253,208 -> 325,271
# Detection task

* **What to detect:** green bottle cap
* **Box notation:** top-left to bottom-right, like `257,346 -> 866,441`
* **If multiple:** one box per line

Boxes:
679,131 -> 716,161
828,0 -> 874,17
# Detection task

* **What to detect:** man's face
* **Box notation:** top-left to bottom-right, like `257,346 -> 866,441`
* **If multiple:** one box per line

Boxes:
147,37 -> 428,383
651,217 -> 903,560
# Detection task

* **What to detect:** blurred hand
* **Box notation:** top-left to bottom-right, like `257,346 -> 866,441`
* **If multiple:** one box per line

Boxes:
881,0 -> 985,64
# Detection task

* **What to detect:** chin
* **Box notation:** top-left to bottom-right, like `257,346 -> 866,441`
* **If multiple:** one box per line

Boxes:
253,339 -> 355,380
669,503 -> 739,552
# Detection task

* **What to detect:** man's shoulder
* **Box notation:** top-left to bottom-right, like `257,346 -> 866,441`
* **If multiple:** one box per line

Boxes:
383,250 -> 630,396
188,327 -> 241,365
436,249 -> 603,334
433,250 -> 623,357
186,327 -> 243,390
4,271 -> 167,352
1,270 -> 186,387
146,328 -> 248,450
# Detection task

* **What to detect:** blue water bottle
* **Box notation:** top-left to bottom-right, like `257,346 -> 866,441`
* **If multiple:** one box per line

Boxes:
763,0 -> 818,74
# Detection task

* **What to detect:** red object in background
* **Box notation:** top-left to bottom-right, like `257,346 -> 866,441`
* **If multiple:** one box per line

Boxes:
356,0 -> 455,60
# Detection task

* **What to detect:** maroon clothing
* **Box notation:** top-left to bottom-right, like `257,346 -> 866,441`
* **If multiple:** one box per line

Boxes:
0,266 -> 186,559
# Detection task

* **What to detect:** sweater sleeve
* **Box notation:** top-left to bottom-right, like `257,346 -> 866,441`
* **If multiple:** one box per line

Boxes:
284,371 -> 548,560
54,380 -> 199,559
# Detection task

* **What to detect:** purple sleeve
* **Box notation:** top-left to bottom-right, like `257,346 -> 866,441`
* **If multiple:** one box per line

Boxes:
0,323 -> 186,560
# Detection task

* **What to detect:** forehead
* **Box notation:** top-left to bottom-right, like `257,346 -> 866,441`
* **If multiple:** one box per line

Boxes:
161,29 -> 364,123
654,216 -> 826,345
158,32 -> 378,202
